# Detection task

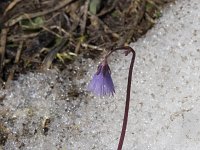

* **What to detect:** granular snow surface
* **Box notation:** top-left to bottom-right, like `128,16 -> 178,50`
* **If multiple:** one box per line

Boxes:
1,0 -> 200,149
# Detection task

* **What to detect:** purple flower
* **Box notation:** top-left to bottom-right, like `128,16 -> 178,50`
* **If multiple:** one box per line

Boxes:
88,60 -> 115,97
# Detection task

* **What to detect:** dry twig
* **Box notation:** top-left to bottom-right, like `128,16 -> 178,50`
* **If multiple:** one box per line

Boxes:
81,43 -> 106,51
81,0 -> 90,34
3,0 -> 22,16
0,28 -> 9,73
5,41 -> 24,88
7,33 -> 39,42
5,0 -> 76,27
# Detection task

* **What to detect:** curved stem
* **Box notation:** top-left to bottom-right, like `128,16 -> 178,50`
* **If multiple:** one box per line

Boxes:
106,46 -> 135,150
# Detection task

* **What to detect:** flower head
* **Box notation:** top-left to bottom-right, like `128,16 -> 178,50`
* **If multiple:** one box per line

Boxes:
88,60 -> 115,97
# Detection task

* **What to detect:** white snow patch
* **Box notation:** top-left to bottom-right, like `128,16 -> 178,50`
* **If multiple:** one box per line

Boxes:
1,0 -> 200,150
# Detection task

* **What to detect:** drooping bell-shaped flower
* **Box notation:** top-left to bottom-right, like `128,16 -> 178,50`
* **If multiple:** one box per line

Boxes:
88,60 -> 115,97
87,46 -> 136,150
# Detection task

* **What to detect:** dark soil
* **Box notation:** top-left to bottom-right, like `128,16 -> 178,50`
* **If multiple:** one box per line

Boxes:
0,0 -> 174,88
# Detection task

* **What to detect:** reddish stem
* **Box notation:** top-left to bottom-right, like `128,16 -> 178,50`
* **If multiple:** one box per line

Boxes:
106,46 -> 135,150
